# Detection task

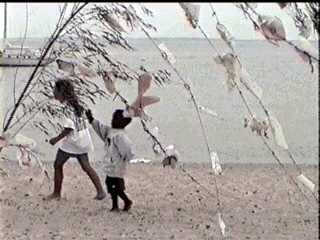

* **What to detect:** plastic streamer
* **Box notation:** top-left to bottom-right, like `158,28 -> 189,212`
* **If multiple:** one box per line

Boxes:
218,212 -> 227,237
100,72 -> 180,169
297,174 -> 315,192
259,15 -> 286,45
240,68 -> 263,99
208,3 -> 318,203
56,59 -> 97,78
158,43 -> 176,65
211,152 -> 222,175
179,3 -> 200,29
238,3 -> 319,73
141,13 -> 226,238
100,12 -> 128,33
268,116 -> 289,149
0,133 -> 49,179
216,22 -> 235,52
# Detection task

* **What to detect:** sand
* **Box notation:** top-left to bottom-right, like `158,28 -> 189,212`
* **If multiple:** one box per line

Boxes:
0,160 -> 318,240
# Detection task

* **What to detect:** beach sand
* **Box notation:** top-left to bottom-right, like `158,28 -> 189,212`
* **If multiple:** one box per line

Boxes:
0,160 -> 318,239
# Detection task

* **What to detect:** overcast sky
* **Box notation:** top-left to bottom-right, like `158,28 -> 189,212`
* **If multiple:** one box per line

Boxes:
0,2 -> 315,40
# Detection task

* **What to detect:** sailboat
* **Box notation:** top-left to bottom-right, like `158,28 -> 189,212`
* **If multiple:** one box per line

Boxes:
0,3 -> 54,67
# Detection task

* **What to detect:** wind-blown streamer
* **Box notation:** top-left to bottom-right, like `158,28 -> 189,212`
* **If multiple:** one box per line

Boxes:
210,2 -> 318,209
259,15 -> 286,45
158,43 -> 176,65
11,133 -> 37,149
138,73 -> 152,97
218,212 -> 227,237
297,174 -> 315,192
179,3 -> 200,29
115,73 -> 161,121
101,13 -> 127,33
56,59 -> 97,78
149,126 -> 162,156
294,37 -> 319,62
77,63 -> 96,78
216,23 -> 235,51
141,26 -> 226,237
214,53 -> 240,92
268,116 -> 289,149
0,133 -> 49,179
244,115 -> 269,138
298,18 -> 313,39
211,152 -> 222,175
198,105 -> 218,117
240,68 -> 263,99
56,59 -> 75,75
240,3 -> 319,73
129,96 -> 161,117
103,71 -> 117,94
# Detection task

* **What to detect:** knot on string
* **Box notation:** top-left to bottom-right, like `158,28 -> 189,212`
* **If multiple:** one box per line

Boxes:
161,51 -> 168,61
184,83 -> 191,91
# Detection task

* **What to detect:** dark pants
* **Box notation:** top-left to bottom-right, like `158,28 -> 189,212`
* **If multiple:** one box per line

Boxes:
105,176 -> 130,209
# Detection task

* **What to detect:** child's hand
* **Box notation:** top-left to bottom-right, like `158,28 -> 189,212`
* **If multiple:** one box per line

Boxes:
49,137 -> 59,146
86,109 -> 94,123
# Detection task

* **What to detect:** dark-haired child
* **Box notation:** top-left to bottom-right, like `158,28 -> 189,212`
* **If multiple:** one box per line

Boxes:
86,109 -> 134,212
44,79 -> 106,200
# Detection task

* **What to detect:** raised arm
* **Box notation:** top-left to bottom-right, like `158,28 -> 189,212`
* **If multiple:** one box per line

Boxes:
86,109 -> 110,141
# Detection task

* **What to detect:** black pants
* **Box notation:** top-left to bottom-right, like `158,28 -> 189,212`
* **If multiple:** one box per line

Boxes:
106,176 -> 125,194
105,176 -> 129,209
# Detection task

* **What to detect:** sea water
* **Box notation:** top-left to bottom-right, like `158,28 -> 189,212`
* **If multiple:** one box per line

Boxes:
0,38 -> 318,164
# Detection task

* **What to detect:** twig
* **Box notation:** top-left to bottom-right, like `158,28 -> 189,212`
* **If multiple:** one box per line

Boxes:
2,3 -> 88,134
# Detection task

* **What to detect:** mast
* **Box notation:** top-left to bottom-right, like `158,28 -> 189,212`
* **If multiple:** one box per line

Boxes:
4,2 -> 7,39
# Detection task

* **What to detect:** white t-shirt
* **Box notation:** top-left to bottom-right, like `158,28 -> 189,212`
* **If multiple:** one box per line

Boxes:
58,109 -> 94,154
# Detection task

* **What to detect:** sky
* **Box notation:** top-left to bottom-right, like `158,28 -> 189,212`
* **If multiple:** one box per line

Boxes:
0,2 -> 316,40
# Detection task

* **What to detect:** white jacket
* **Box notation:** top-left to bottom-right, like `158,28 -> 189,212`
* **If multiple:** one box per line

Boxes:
92,119 -> 134,178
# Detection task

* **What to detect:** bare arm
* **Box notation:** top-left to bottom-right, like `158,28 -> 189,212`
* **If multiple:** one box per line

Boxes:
49,128 -> 73,146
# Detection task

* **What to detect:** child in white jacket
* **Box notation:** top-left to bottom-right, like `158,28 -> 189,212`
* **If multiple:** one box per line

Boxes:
86,109 -> 134,212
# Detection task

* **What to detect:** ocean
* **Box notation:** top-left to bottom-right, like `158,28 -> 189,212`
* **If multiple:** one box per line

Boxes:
0,38 -> 318,164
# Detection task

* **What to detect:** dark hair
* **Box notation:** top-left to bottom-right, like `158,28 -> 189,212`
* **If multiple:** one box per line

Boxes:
54,79 -> 84,117
113,109 -> 132,128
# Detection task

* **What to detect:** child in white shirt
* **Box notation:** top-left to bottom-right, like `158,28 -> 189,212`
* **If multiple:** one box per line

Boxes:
86,109 -> 134,212
44,79 -> 106,200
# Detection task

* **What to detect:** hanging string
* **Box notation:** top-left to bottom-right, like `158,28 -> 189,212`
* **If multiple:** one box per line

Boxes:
207,4 -> 318,204
238,4 -> 318,202
141,27 -> 225,234
107,76 -> 225,203
2,3 -> 89,135
238,3 -> 319,71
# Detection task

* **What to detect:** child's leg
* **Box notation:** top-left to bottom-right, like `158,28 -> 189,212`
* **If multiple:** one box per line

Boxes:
110,192 -> 119,211
106,176 -> 120,211
44,149 -> 70,199
117,178 -> 132,211
118,190 -> 133,212
77,154 -> 106,200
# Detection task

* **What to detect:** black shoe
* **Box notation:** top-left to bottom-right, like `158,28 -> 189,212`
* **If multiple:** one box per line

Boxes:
123,200 -> 133,212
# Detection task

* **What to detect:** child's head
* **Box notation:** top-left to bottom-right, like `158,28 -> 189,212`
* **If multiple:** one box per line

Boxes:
54,79 -> 83,117
112,109 -> 132,129
53,79 -> 76,104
